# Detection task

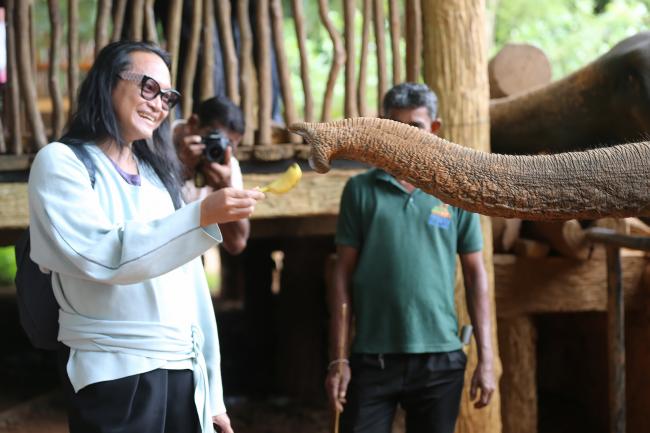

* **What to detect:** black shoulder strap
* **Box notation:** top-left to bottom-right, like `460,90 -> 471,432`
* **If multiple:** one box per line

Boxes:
66,143 -> 96,188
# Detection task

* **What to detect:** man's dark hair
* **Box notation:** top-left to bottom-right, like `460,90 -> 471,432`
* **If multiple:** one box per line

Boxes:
197,96 -> 245,135
61,40 -> 182,208
382,82 -> 439,119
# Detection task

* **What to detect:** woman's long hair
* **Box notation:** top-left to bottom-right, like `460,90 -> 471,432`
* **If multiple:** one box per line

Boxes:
60,40 -> 182,209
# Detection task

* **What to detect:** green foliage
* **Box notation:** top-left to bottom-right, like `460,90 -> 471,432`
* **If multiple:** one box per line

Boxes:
0,246 -> 17,286
492,0 -> 650,78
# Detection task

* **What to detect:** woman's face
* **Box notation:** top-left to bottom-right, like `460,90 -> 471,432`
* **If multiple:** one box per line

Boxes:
111,51 -> 173,144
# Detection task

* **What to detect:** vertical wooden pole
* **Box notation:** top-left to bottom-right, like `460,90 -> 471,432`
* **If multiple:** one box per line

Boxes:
68,0 -> 79,115
422,1 -> 502,432
144,0 -> 158,44
237,0 -> 255,145
343,0 -> 357,118
130,0 -> 145,41
290,0 -> 313,122
6,0 -> 22,154
357,0 -> 371,117
256,0 -> 272,145
111,0 -> 127,42
373,0 -> 387,114
95,0 -> 112,57
388,0 -> 401,85
405,0 -> 421,82
16,0 -> 47,150
166,0 -> 182,87
606,245 -> 626,433
181,0 -> 202,119
270,0 -> 299,142
200,0 -> 215,101
215,0 -> 240,104
48,0 -> 65,139
318,0 -> 345,122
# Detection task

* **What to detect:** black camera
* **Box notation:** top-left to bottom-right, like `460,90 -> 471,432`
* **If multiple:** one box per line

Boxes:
202,130 -> 230,164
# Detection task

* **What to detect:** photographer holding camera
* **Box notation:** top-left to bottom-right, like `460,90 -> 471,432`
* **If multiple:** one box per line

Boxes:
174,96 -> 249,255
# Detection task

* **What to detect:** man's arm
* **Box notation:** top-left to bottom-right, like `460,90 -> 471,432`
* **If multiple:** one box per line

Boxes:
459,250 -> 496,409
325,245 -> 358,413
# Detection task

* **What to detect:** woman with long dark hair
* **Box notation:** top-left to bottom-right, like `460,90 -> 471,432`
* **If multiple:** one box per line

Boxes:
28,40 -> 262,433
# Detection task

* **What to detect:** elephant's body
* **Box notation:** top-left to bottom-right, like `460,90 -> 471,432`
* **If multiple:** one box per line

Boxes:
491,32 -> 650,155
290,118 -> 650,221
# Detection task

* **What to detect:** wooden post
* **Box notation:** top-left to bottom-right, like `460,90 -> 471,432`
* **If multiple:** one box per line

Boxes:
422,1 -> 503,432
373,0 -> 387,114
343,0 -> 358,118
144,0 -> 158,44
129,0 -> 144,41
95,0 -> 112,57
68,0 -> 79,116
181,0 -> 202,119
388,0 -> 401,85
256,0 -> 272,145
405,0 -> 422,82
606,245 -> 626,433
200,0 -> 215,101
111,0 -> 127,42
237,0 -> 255,145
166,0 -> 182,87
498,316 -> 537,433
16,0 -> 47,150
270,0 -> 300,142
318,0 -> 345,122
357,0 -> 371,117
48,0 -> 65,139
291,0 -> 314,122
215,0 -> 240,104
6,0 -> 23,155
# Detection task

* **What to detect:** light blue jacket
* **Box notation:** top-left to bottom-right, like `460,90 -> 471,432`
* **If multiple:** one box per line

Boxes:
28,142 -> 225,432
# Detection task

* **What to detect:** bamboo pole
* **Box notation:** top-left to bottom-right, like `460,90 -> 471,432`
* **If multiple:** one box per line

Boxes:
130,0 -> 145,41
200,0 -> 215,101
95,0 -> 112,57
29,1 -> 36,79
68,0 -> 79,115
237,0 -> 255,145
215,0 -> 240,104
290,0 -> 313,122
343,0 -> 357,118
405,0 -> 422,82
373,0 -> 387,114
357,0 -> 371,117
48,0 -> 65,139
318,0 -> 345,122
144,0 -> 158,44
6,0 -> 22,154
16,0 -> 47,150
270,0 -> 300,142
388,0 -> 401,85
181,0 -> 203,119
111,0 -> 127,42
422,1 -> 502,432
166,0 -> 182,87
256,0 -> 272,145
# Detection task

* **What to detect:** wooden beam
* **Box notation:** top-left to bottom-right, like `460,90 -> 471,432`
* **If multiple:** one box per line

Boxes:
494,253 -> 647,318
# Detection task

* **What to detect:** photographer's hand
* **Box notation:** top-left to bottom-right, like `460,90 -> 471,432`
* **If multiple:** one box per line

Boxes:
177,133 -> 205,180
202,146 -> 233,190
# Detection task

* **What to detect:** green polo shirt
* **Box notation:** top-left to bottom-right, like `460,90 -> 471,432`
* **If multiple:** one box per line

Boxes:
336,169 -> 483,354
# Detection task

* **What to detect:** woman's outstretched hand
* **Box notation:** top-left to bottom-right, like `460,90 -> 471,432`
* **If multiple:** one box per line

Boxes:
200,187 -> 265,226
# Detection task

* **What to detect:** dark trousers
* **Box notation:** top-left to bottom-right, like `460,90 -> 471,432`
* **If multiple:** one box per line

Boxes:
341,351 -> 466,433
57,346 -> 200,433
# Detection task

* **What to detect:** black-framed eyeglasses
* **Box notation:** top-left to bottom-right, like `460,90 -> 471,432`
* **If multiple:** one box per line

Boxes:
118,72 -> 181,110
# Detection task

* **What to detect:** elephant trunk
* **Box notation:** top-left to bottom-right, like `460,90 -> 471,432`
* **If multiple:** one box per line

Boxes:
289,117 -> 650,220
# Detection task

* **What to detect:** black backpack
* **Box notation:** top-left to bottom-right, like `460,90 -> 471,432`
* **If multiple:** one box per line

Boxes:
14,144 -> 96,350
15,144 -> 181,350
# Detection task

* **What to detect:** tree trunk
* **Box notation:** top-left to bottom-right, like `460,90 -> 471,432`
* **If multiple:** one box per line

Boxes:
373,0 -> 387,115
94,0 -> 111,57
166,0 -> 182,87
129,0 -> 144,41
48,0 -> 65,139
200,0 -> 215,101
405,0 -> 421,83
318,0 -> 345,122
111,0 -> 127,42
422,1 -> 502,432
343,0 -> 357,118
237,0 -> 255,145
215,0 -> 239,104
357,0 -> 371,117
180,0 -> 202,119
290,0 -> 313,122
388,0 -> 401,85
256,0 -> 272,144
144,0 -> 158,44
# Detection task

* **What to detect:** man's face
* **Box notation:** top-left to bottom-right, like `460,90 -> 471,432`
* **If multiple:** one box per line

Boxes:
385,106 -> 440,135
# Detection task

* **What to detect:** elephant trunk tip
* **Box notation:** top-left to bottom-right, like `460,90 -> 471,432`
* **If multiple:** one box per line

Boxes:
289,121 -> 332,174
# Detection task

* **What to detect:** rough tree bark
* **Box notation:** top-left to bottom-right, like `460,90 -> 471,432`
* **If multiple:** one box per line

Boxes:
422,1 -> 503,432
180,0 -> 202,119
343,0 -> 358,118
48,0 -> 65,139
291,0 -> 314,122
215,0 -> 239,104
318,0 -> 345,122
237,0 -> 255,145
357,0 -> 371,117
6,0 -> 23,154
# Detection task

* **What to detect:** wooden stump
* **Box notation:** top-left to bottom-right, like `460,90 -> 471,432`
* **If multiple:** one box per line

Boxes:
489,43 -> 552,99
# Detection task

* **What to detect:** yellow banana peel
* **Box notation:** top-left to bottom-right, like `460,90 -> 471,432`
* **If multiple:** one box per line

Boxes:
259,163 -> 302,194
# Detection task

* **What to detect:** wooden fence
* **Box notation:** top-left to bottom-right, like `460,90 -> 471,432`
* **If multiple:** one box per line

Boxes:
0,0 -> 423,161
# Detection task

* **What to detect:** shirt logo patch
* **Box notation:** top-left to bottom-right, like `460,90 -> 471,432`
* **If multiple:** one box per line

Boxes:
428,204 -> 451,229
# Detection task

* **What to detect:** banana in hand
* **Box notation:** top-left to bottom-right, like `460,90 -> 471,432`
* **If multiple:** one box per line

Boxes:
259,163 -> 302,194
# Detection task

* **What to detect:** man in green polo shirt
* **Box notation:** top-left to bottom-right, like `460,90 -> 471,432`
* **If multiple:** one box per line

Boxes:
325,83 -> 495,433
